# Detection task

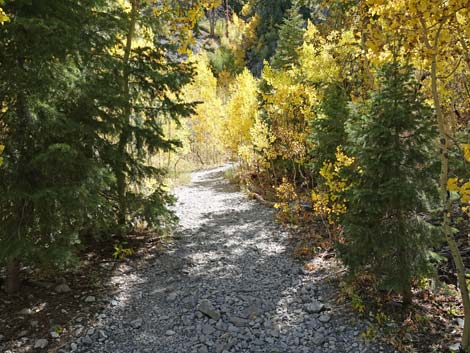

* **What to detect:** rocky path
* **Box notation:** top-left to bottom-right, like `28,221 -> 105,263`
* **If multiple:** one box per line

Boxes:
64,166 -> 393,353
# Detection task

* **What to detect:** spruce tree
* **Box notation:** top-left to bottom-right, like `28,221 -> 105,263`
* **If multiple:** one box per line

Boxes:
0,0 -> 196,293
309,83 -> 349,170
244,0 -> 292,74
76,0 -> 195,232
271,3 -> 305,69
0,0 -> 114,293
340,62 -> 438,304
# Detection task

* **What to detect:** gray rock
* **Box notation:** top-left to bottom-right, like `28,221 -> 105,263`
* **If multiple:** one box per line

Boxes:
197,300 -> 220,321
449,343 -> 461,351
166,330 -> 176,336
241,303 -> 263,319
215,333 -> 235,353
98,330 -> 108,339
319,314 -> 331,323
202,324 -> 216,335
228,315 -> 249,327
305,301 -> 325,314
81,335 -> 93,345
228,325 -> 239,333
151,287 -> 167,295
17,330 -> 28,338
198,345 -> 209,353
168,292 -> 178,302
55,284 -> 71,293
312,333 -> 325,345
131,318 -> 143,329
50,331 -> 60,339
269,329 -> 280,338
34,339 -> 48,349
18,308 -> 33,315
84,296 -> 96,303
74,327 -> 84,336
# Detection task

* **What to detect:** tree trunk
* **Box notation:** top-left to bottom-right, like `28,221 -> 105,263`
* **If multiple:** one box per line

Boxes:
432,55 -> 470,348
402,285 -> 413,307
9,69 -> 31,294
116,0 -> 138,229
209,8 -> 216,37
6,259 -> 20,294
116,137 -> 128,228
225,0 -> 229,38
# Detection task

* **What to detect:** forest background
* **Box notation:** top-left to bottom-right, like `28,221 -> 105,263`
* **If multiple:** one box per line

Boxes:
0,0 -> 470,351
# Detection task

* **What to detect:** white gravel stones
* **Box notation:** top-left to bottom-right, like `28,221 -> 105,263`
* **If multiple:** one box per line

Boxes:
60,165 -> 392,353
18,308 -> 33,315
305,300 -> 325,314
34,339 -> 49,349
84,296 -> 95,303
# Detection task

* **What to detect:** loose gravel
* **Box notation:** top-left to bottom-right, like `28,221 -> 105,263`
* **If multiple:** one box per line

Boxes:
60,166 -> 395,353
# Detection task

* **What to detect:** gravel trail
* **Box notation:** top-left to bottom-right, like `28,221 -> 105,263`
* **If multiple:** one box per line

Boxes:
67,166 -> 393,353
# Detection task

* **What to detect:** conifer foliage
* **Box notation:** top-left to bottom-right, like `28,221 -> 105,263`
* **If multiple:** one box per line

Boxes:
340,63 -> 438,303
0,0 -> 114,294
0,0 -> 195,293
2,1 -> 470,348
271,4 -> 305,69
309,83 -> 349,170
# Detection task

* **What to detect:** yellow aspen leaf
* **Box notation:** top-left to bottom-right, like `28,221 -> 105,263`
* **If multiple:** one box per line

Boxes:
462,206 -> 470,216
448,178 -> 459,192
462,144 -> 470,162
0,7 -> 8,23
460,182 -> 470,203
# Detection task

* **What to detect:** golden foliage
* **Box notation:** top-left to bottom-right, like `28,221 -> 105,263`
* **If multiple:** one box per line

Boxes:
223,69 -> 258,156
182,53 -> 226,163
0,0 -> 8,23
312,147 -> 355,222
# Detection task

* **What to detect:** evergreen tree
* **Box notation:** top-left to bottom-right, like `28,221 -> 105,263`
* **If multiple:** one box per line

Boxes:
271,3 -> 305,69
80,0 -> 195,232
340,62 -> 439,304
244,0 -> 292,74
0,0 -> 195,293
309,83 -> 349,170
0,0 -> 114,293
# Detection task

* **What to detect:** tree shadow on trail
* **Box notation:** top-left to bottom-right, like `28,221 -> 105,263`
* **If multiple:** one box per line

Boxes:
81,166 -> 391,353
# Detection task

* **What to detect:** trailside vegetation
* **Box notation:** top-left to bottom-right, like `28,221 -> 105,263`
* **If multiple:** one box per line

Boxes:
1,0 -> 469,351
